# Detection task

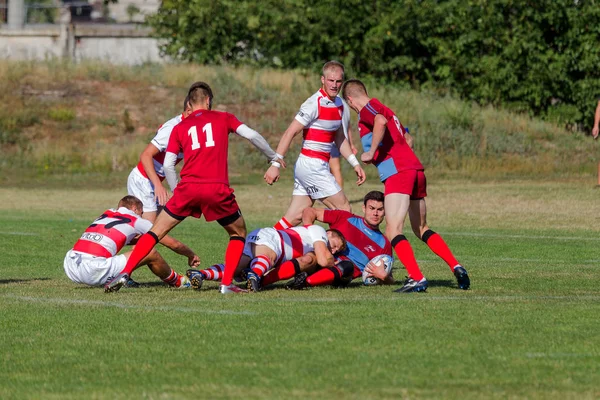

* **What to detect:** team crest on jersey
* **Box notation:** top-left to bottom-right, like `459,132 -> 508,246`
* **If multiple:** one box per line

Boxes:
364,245 -> 375,252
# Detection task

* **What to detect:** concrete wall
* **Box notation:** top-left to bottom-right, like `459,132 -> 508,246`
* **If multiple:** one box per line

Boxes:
0,23 -> 163,64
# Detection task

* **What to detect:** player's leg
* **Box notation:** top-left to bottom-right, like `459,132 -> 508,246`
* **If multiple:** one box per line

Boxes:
275,194 -> 314,229
320,190 -> 351,212
262,253 -> 317,287
408,197 -> 470,290
329,155 -> 343,189
219,213 -> 248,294
385,192 -> 428,293
293,260 -> 356,289
246,245 -> 277,292
139,248 -> 190,288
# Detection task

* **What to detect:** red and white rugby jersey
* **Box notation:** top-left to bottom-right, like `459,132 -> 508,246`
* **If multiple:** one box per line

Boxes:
276,225 -> 328,264
295,88 -> 350,161
72,207 -> 152,258
136,114 -> 185,181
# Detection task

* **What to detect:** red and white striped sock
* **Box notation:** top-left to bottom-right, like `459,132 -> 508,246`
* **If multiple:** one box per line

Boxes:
273,217 -> 292,230
162,269 -> 180,286
200,264 -> 224,281
250,255 -> 272,279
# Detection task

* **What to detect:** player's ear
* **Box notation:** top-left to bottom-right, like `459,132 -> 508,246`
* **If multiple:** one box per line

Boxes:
321,75 -> 325,86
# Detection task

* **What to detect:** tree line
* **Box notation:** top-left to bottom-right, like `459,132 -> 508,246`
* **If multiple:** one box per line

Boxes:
148,0 -> 600,130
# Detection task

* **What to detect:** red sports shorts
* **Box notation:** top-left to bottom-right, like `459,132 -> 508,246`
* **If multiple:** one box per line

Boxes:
383,169 -> 427,199
165,181 -> 240,222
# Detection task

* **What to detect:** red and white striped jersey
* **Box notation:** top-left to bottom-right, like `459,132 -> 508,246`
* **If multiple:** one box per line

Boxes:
276,225 -> 328,264
295,88 -> 350,162
72,207 -> 152,258
136,114 -> 184,181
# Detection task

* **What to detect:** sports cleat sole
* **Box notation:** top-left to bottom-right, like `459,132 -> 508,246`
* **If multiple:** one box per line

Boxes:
186,269 -> 204,290
246,274 -> 261,293
104,273 -> 129,293
219,284 -> 248,294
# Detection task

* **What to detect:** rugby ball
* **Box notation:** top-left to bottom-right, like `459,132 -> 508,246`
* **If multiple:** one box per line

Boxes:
362,254 -> 394,286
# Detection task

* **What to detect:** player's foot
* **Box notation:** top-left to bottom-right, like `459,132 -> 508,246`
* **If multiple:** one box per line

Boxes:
246,271 -> 261,292
235,268 -> 251,283
285,271 -> 308,290
104,273 -> 129,293
186,269 -> 205,290
219,284 -> 248,294
124,278 -> 140,288
394,277 -> 428,293
175,275 -> 191,289
453,265 -> 470,290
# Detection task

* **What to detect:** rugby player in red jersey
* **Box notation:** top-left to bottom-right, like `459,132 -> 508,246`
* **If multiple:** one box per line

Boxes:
105,82 -> 282,294
342,80 -> 470,292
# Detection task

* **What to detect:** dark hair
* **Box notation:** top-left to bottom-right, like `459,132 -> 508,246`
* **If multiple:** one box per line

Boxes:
118,195 -> 143,211
183,94 -> 191,112
327,228 -> 347,254
341,79 -> 367,101
363,190 -> 384,206
187,81 -> 214,110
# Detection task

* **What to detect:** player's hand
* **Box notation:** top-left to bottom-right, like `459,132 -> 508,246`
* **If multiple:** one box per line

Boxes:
593,126 -> 599,139
188,254 -> 200,267
264,165 -> 281,185
354,165 -> 366,186
351,144 -> 358,155
154,185 -> 171,206
361,151 -> 374,164
365,260 -> 388,280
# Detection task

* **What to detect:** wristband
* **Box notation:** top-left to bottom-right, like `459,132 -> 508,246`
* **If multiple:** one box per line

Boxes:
271,161 -> 281,168
347,154 -> 359,168
275,152 -> 284,160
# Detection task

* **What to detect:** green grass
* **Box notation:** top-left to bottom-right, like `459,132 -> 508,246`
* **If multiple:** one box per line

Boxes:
1,180 -> 600,399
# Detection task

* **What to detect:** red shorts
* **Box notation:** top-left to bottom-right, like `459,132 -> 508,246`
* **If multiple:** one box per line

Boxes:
165,182 -> 240,222
383,170 -> 427,199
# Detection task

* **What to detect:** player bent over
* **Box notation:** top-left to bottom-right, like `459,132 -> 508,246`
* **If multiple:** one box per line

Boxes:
264,61 -> 366,229
296,190 -> 393,289
64,196 -> 199,289
127,95 -> 192,222
186,225 -> 346,292
106,82 -> 282,294
342,79 -> 470,292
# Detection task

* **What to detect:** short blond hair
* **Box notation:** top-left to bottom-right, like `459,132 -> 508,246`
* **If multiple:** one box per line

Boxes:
322,60 -> 345,79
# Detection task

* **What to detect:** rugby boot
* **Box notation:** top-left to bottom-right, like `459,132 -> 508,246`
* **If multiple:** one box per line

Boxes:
285,271 -> 308,290
453,265 -> 470,290
104,273 -> 129,293
394,277 -> 428,293
186,269 -> 205,290
246,271 -> 261,292
219,284 -> 248,294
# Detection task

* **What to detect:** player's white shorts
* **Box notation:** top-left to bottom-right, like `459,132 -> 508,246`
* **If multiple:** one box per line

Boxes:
63,249 -> 127,286
127,167 -> 158,213
293,154 -> 341,199
243,228 -> 283,261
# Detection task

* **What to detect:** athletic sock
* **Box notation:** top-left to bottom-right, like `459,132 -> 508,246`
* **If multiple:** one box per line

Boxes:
199,264 -> 224,281
250,255 -> 272,279
306,266 -> 343,287
273,217 -> 292,230
222,236 -> 245,286
421,230 -> 460,271
120,232 -> 159,276
262,259 -> 301,286
392,235 -> 424,281
162,269 -> 179,286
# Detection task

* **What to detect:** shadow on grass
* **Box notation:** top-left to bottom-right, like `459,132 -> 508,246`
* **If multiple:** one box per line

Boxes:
0,278 -> 51,285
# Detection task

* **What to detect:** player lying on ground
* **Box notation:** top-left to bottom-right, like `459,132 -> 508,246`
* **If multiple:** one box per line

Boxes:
186,225 -> 346,292
264,60 -> 366,230
342,79 -> 470,292
287,190 -> 394,289
127,95 -> 192,222
105,82 -> 283,294
64,195 -> 199,289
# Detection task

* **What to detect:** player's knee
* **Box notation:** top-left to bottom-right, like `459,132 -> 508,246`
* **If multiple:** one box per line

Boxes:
297,254 -> 316,269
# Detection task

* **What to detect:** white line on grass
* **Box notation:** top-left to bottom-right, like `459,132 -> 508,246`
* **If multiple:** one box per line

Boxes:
0,231 -> 38,236
2,294 -> 255,315
440,232 -> 600,241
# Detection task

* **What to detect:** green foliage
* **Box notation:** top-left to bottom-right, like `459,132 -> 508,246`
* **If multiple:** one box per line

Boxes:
148,0 -> 600,130
48,108 -> 76,122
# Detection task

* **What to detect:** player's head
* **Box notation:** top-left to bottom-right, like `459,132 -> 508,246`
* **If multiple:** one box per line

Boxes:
362,190 -> 385,228
341,79 -> 368,113
187,81 -> 214,111
320,60 -> 345,100
326,228 -> 347,255
182,94 -> 193,117
117,195 -> 143,216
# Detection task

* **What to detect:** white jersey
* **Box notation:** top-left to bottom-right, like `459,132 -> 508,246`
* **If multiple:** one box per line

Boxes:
245,225 -> 329,265
295,88 -> 350,161
72,207 -> 152,258
135,114 -> 184,179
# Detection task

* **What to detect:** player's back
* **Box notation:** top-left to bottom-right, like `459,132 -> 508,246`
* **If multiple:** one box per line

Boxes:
167,110 -> 243,185
278,225 -> 328,259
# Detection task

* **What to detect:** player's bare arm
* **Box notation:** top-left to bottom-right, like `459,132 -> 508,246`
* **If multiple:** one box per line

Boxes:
405,132 -> 414,150
140,143 -> 171,206
361,114 -> 387,164
301,207 -> 325,225
364,260 -> 394,285
335,126 -> 366,185
593,100 -> 600,139
314,241 -> 335,268
264,119 -> 304,185
158,234 -> 200,267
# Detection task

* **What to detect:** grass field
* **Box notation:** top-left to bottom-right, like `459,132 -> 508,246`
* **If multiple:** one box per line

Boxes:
1,177 -> 600,399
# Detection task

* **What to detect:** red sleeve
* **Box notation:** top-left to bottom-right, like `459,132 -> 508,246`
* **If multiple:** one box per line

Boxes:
322,209 -> 353,226
227,113 -> 243,133
165,125 -> 181,154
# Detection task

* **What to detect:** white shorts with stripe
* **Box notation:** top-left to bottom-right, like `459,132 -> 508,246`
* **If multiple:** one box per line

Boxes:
292,154 -> 341,199
63,249 -> 127,286
244,228 -> 283,261
127,167 -> 158,213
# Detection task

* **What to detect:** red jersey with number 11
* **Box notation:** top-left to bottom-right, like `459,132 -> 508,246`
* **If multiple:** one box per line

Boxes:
166,110 -> 243,185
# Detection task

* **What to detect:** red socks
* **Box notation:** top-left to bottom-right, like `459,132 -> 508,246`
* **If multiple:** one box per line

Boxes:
222,236 -> 245,286
392,235 -> 424,281
273,217 -> 292,230
262,259 -> 300,286
421,230 -> 459,271
121,232 -> 159,275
